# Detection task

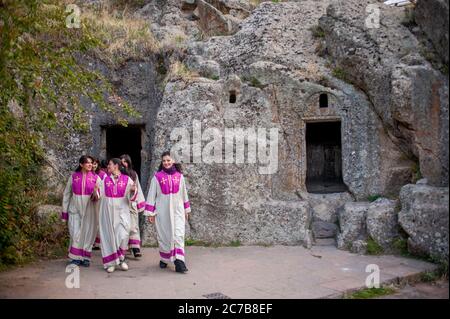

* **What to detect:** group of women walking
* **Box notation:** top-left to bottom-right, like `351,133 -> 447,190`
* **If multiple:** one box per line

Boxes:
61,152 -> 191,274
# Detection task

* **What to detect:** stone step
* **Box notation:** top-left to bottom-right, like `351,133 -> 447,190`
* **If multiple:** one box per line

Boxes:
314,238 -> 337,246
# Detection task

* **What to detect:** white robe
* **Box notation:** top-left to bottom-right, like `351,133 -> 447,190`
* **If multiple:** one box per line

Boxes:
62,171 -> 101,261
128,175 -> 146,249
93,171 -> 108,249
99,173 -> 137,268
145,170 -> 191,263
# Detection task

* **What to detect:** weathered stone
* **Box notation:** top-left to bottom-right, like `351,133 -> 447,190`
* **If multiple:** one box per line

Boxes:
319,0 -> 449,187
351,240 -> 368,255
37,0 -> 448,250
336,202 -> 370,250
312,221 -> 338,239
300,192 -> 354,223
186,55 -> 221,79
416,178 -> 428,185
366,198 -> 400,249
398,184 -> 449,262
415,0 -> 449,64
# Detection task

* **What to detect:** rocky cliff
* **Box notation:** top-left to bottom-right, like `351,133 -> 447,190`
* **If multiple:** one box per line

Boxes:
43,0 -> 448,262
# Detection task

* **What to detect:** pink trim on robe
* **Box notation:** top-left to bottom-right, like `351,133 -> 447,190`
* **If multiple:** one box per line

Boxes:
155,171 -> 182,195
102,248 -> 126,264
69,246 -> 92,258
104,174 -> 129,198
98,170 -> 107,180
128,239 -> 141,245
137,201 -> 146,210
159,248 -> 185,259
61,212 -> 69,221
145,204 -> 156,212
184,201 -> 190,209
71,171 -> 98,195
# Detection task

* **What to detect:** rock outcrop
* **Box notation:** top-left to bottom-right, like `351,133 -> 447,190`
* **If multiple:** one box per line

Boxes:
399,183 -> 449,262
42,0 -> 448,255
319,0 -> 449,187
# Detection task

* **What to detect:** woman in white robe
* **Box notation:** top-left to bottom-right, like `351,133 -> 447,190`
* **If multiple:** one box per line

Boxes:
99,158 -> 137,273
145,151 -> 191,273
120,154 -> 146,258
92,159 -> 109,250
62,155 -> 101,267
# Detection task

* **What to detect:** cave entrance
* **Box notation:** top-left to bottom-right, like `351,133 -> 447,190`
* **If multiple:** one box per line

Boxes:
105,125 -> 143,179
305,121 -> 347,193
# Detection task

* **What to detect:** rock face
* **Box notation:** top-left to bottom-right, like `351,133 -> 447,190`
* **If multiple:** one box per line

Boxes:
337,198 -> 402,252
398,184 -> 449,262
336,202 -> 370,250
415,0 -> 449,64
42,0 -> 448,252
366,198 -> 400,249
319,0 -> 449,187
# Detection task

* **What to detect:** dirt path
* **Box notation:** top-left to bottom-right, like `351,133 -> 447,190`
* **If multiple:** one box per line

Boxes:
0,245 -> 439,299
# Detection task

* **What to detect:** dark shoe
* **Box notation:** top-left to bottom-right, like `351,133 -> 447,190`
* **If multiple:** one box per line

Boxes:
92,246 -> 100,251
132,248 -> 142,258
80,260 -> 90,267
69,259 -> 82,266
159,261 -> 168,269
174,259 -> 188,273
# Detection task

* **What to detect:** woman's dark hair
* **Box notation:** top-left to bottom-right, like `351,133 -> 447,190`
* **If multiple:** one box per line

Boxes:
109,158 -> 127,175
89,156 -> 101,174
75,155 -> 93,172
100,159 -> 108,169
120,154 -> 137,182
158,151 -> 183,173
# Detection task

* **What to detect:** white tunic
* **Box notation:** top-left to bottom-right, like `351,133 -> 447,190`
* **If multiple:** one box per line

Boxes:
128,175 -> 146,249
99,173 -> 137,268
145,170 -> 191,262
62,171 -> 101,261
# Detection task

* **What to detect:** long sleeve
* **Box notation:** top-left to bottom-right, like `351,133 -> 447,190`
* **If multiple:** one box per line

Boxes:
135,176 -> 146,213
127,177 -> 138,202
181,175 -> 191,214
61,175 -> 72,221
144,176 -> 158,217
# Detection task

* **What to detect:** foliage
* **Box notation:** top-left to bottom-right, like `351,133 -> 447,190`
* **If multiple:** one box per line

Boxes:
367,194 -> 382,202
310,25 -> 325,38
366,237 -> 383,255
345,286 -> 396,299
0,0 -> 147,268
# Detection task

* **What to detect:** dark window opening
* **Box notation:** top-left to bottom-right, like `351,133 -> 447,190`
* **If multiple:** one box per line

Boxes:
229,91 -> 237,103
305,121 -> 347,193
319,93 -> 329,108
105,125 -> 143,179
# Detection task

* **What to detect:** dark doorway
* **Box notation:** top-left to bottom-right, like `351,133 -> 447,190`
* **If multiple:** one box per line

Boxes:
305,121 -> 346,193
105,125 -> 143,179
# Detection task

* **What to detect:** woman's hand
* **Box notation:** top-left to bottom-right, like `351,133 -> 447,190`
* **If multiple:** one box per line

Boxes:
148,216 -> 155,224
90,192 -> 99,202
130,184 -> 137,193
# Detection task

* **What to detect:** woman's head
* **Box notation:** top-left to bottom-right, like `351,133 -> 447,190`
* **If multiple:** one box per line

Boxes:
120,154 -> 137,181
108,158 -> 123,175
90,156 -> 100,173
120,154 -> 133,170
100,159 -> 108,169
158,151 -> 182,173
76,155 -> 93,172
